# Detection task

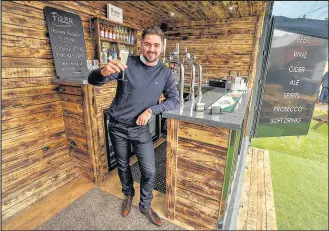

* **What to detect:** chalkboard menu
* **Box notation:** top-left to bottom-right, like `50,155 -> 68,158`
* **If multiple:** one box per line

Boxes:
44,6 -> 89,79
255,28 -> 328,137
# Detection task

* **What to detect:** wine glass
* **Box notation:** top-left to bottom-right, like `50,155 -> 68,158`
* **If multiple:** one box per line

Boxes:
118,50 -> 129,82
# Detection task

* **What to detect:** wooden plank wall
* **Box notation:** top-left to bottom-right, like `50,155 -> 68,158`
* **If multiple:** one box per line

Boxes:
166,119 -> 230,230
58,83 -> 93,181
1,1 -> 147,221
164,17 -> 258,81
93,82 -> 117,182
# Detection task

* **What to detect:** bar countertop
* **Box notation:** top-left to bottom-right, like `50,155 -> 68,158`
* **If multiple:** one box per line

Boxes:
162,88 -> 251,130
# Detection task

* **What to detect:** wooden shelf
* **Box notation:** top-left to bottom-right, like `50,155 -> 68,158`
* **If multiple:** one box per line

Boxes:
100,38 -> 135,46
90,16 -> 138,65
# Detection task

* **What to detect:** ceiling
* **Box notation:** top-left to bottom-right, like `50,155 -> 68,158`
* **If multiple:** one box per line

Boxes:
92,1 -> 266,28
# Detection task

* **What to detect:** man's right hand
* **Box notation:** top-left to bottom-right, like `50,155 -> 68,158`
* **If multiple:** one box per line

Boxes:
100,59 -> 128,77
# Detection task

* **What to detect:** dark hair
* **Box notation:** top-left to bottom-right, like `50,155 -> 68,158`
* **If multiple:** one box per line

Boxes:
142,26 -> 165,42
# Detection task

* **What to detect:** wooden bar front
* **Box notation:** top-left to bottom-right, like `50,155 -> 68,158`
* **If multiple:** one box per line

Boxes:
165,119 -> 242,230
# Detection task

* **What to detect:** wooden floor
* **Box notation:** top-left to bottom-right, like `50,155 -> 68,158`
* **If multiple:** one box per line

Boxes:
236,147 -> 277,230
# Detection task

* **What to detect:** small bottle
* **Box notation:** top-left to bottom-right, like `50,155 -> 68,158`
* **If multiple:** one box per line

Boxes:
118,27 -> 122,41
226,71 -> 233,91
120,27 -> 124,42
112,26 -> 116,40
104,24 -> 108,39
100,24 -> 104,37
102,48 -> 108,63
109,25 -> 113,39
116,26 -> 120,41
121,27 -> 124,42
227,70 -> 234,81
126,28 -> 129,43
131,30 -> 134,44
112,48 -> 117,60
127,29 -> 131,43
107,48 -> 113,62
129,48 -> 134,56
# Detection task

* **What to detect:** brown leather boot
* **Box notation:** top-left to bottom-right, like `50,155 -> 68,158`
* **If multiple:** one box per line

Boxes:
121,196 -> 133,217
140,207 -> 163,226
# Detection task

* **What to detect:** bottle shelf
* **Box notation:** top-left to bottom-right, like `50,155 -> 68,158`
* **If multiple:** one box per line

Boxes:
100,38 -> 135,46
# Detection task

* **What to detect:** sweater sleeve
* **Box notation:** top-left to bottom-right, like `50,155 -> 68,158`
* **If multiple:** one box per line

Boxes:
88,68 -> 119,86
149,71 -> 179,115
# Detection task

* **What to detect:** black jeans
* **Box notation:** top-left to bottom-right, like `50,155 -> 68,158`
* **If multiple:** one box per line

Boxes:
108,118 -> 155,210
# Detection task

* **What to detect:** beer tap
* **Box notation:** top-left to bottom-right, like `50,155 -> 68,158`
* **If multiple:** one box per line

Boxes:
193,60 -> 205,111
190,62 -> 196,102
183,47 -> 196,102
162,38 -> 167,63
168,43 -> 185,107
194,62 -> 203,103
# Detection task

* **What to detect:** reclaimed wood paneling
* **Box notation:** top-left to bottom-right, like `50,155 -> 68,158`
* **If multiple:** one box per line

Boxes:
175,196 -> 218,230
93,81 -> 117,182
0,0 -> 106,221
244,11 -> 266,137
93,1 -> 265,27
178,121 -> 229,147
236,148 -> 277,230
2,162 -> 80,220
176,158 -> 223,200
1,0 -> 266,223
82,84 -> 99,183
166,119 -> 230,230
165,119 -> 179,220
165,17 -> 258,80
177,137 -> 226,172
57,83 -> 92,181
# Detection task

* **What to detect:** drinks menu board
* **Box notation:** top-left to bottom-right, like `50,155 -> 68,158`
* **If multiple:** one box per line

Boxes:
255,28 -> 328,137
44,6 -> 89,78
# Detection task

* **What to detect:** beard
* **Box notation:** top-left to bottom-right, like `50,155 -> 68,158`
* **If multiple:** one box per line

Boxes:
144,51 -> 159,63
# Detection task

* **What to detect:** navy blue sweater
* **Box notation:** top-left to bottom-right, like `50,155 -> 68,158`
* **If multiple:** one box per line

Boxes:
88,56 -> 179,125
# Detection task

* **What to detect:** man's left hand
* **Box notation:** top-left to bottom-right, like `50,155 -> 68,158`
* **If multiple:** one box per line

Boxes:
136,109 -> 152,126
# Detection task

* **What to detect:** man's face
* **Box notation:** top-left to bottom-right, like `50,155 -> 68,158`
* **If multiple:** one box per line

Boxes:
141,34 -> 163,63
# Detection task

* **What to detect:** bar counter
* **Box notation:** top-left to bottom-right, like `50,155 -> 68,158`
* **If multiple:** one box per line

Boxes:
163,88 -> 250,130
163,88 -> 250,230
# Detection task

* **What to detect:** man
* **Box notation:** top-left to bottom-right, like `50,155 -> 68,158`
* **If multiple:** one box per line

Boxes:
88,26 -> 179,226
319,71 -> 328,104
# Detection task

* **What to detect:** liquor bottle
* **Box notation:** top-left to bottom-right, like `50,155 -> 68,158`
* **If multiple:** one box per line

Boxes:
227,70 -> 234,81
109,25 -> 113,39
100,23 -> 104,37
104,24 -> 108,39
130,30 -> 133,44
112,48 -> 117,60
116,26 -> 119,41
121,27 -> 125,42
102,48 -> 108,63
112,26 -> 116,40
107,47 -> 113,61
119,27 -> 122,41
125,28 -> 129,43
117,26 -> 120,41
129,48 -> 134,56
127,29 -> 130,43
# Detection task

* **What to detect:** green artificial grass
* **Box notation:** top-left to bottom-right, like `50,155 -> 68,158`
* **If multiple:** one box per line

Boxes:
251,109 -> 328,230
269,150 -> 328,230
